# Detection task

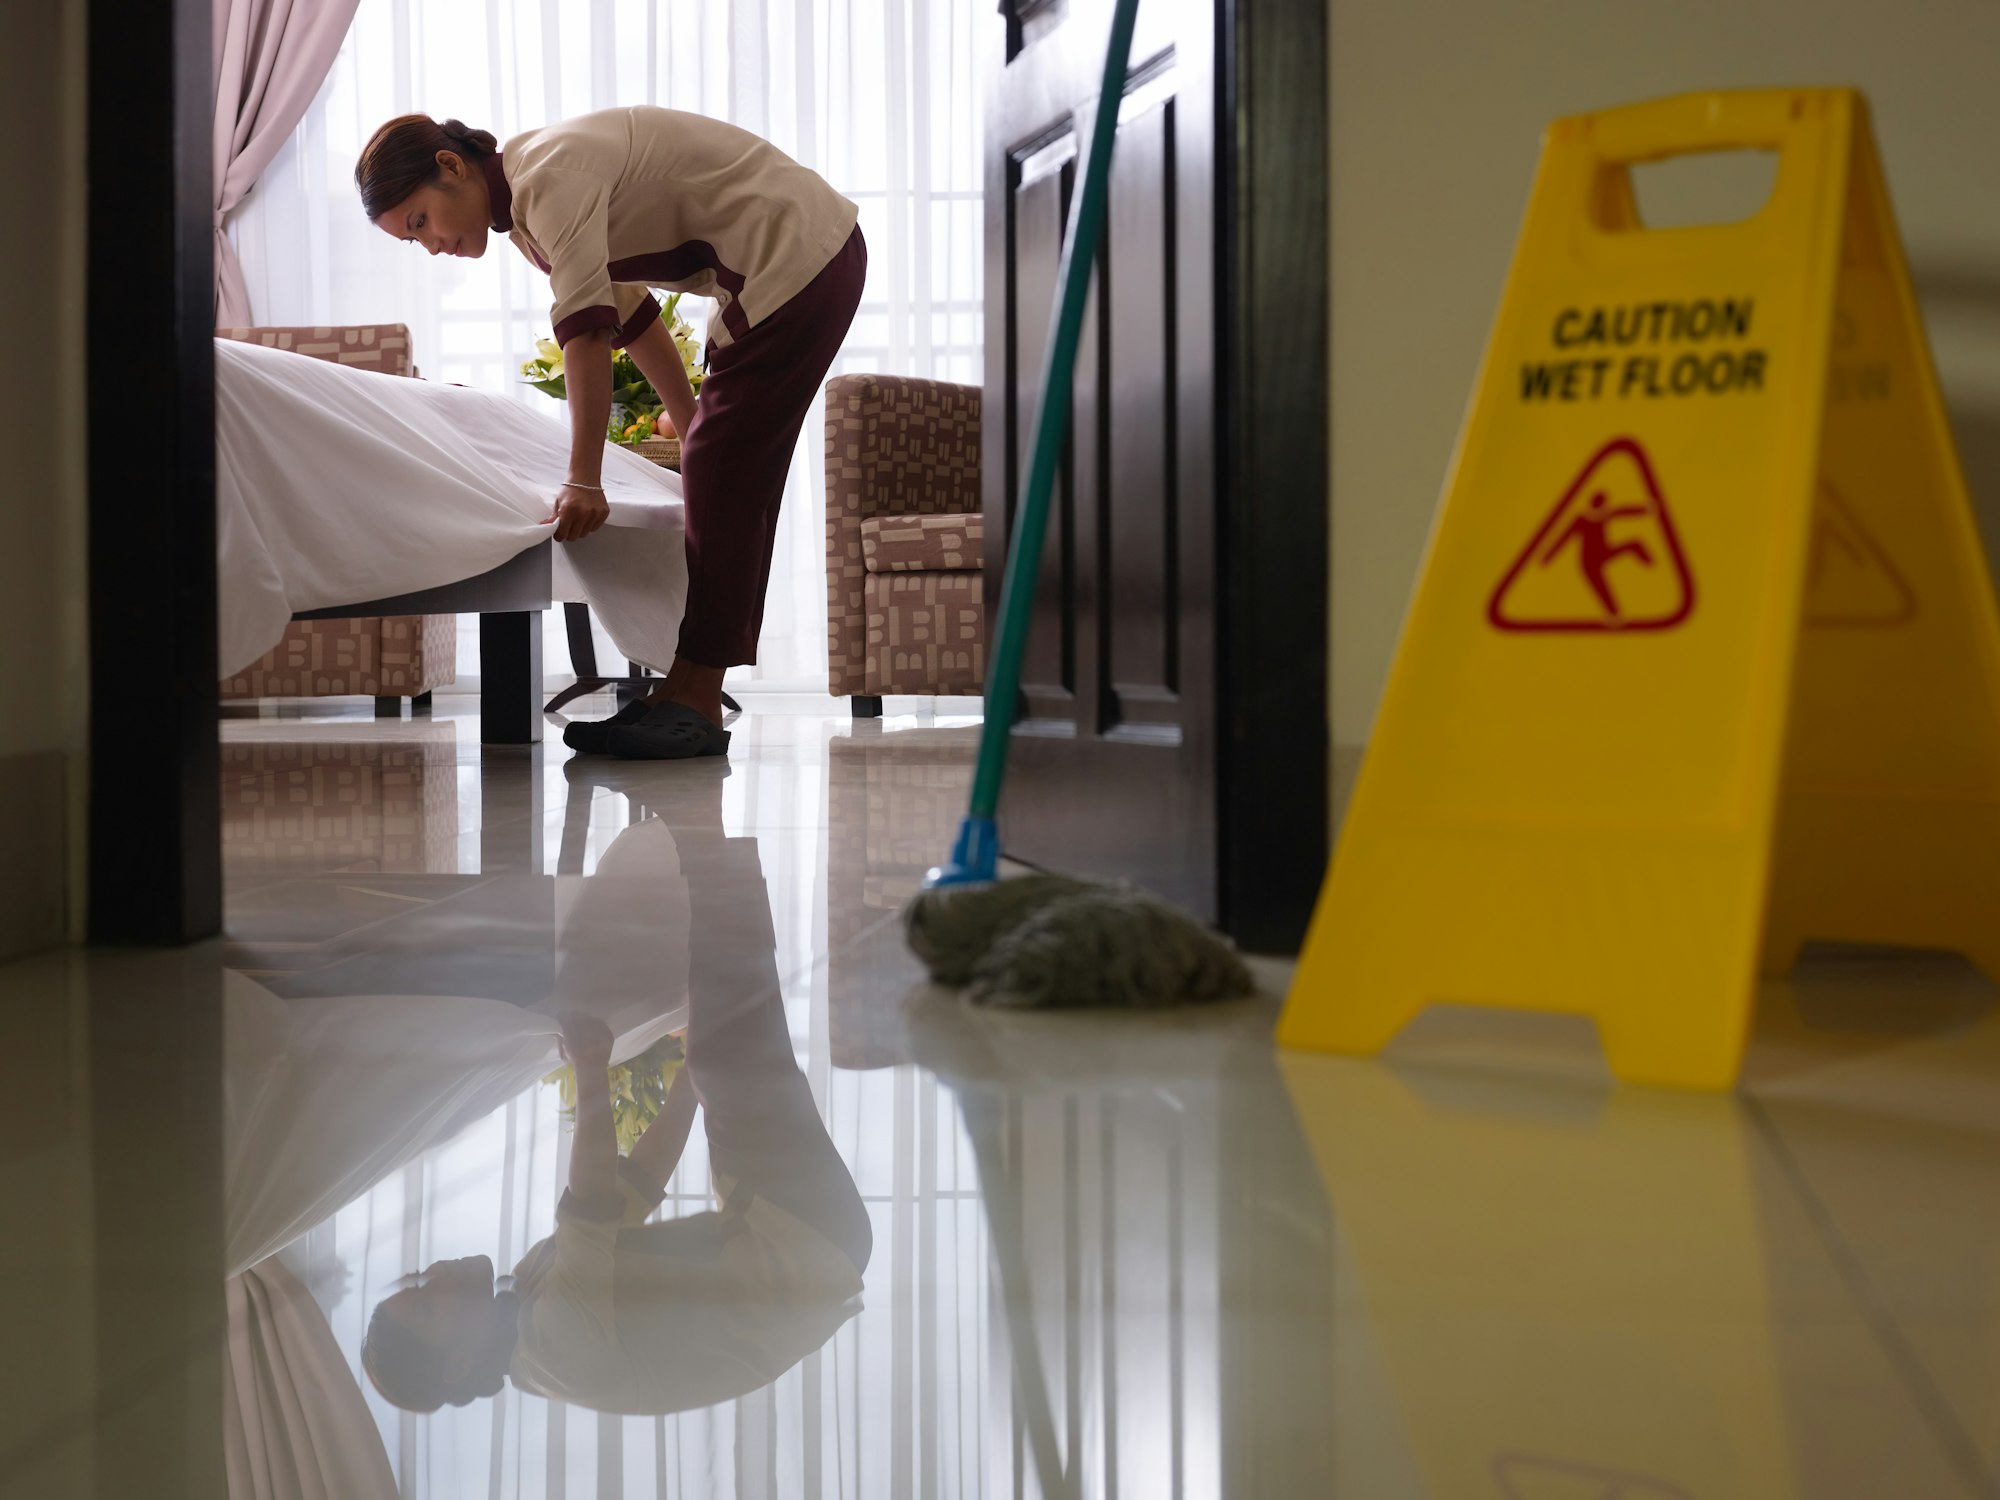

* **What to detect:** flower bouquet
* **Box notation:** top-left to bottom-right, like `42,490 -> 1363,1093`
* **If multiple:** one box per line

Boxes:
520,291 -> 706,446
543,1031 -> 687,1154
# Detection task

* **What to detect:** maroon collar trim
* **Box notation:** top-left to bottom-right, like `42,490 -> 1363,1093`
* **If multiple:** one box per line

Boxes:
482,153 -> 513,232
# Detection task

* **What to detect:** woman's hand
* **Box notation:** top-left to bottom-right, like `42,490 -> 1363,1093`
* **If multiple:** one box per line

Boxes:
546,482 -> 609,542
623,315 -> 699,439
556,1009 -> 615,1069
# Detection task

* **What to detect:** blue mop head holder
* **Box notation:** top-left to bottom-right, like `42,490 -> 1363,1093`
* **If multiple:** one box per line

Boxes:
925,816 -> 1001,888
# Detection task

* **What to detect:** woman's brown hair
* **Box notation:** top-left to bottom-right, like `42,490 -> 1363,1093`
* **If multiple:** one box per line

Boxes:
355,114 -> 498,219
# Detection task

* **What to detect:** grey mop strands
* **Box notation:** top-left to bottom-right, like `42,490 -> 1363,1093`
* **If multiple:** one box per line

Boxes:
906,874 -> 1253,1009
901,0 -> 1252,1011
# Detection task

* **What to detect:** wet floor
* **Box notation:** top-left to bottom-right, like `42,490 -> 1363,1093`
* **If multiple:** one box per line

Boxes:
2,697 -> 1997,1498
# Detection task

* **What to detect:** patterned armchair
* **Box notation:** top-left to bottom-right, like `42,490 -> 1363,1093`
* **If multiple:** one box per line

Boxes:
824,374 -> 986,715
215,324 -> 456,712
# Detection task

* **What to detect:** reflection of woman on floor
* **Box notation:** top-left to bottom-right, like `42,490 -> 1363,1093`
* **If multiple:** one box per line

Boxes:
361,884 -> 872,1415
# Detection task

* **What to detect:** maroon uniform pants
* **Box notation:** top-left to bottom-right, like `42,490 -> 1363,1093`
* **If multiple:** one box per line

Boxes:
675,225 -> 867,667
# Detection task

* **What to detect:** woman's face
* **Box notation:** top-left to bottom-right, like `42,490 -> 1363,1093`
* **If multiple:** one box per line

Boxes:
372,149 -> 492,259
380,1254 -> 497,1361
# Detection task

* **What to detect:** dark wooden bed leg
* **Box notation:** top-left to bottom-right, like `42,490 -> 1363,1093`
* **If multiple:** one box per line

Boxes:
480,610 -> 543,745
853,695 -> 884,719
411,690 -> 433,716
374,695 -> 401,718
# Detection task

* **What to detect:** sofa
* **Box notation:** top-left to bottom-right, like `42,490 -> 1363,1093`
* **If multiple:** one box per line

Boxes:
824,374 -> 986,716
215,324 -> 457,714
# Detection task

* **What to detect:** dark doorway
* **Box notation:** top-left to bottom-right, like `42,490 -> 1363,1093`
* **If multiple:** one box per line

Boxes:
88,0 -> 220,943
985,0 -> 1329,952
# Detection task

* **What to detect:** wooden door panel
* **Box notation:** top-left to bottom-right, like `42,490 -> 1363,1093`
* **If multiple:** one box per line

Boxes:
1007,130 -> 1080,724
1104,87 -> 1180,735
988,3 -> 1216,917
986,0 -> 1329,951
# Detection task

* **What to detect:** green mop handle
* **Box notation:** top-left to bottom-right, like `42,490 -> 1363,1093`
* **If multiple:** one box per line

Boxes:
970,0 -> 1143,824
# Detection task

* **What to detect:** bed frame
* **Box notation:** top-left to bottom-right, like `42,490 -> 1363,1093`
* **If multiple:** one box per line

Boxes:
294,544 -> 553,744
295,544 -> 736,745
261,328 -> 716,745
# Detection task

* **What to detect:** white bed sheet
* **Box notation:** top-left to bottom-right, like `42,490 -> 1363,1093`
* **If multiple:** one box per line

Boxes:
214,336 -> 687,677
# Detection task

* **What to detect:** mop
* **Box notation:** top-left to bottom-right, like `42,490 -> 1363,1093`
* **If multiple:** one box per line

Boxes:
902,0 -> 1252,1011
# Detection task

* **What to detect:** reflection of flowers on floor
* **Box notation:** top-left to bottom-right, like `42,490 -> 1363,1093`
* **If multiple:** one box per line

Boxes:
519,291 -> 706,445
544,1032 -> 687,1153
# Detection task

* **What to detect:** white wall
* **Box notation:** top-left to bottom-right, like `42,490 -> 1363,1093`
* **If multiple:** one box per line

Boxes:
0,0 -> 88,954
1327,0 -> 2000,809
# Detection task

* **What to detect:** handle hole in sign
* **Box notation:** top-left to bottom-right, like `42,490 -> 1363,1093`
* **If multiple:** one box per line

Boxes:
1623,148 -> 1779,230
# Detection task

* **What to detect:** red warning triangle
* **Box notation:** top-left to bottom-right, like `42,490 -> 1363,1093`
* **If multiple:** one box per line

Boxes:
1806,479 -> 1918,627
1488,437 -> 1696,633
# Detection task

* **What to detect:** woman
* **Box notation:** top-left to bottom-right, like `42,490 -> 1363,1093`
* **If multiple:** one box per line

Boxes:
355,107 -> 866,760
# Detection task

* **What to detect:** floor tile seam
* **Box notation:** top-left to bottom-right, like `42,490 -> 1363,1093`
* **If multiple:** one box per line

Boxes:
218,871 -> 538,950
449,786 -> 634,842
222,877 -> 904,981
225,909 -> 900,1037
766,908 -> 905,1001
808,908 -> 911,1000
1743,1095 -> 1994,1496
224,787 -> 585,873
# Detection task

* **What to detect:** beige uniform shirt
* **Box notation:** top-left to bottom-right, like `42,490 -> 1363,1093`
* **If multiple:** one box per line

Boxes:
507,1176 -> 864,1416
485,105 -> 859,351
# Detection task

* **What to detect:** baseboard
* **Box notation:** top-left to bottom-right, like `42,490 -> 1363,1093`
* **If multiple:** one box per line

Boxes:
0,750 -> 69,960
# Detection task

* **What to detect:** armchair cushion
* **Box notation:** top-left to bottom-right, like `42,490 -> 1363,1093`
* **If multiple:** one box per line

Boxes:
825,372 -> 984,697
864,573 -> 984,696
860,511 -> 984,574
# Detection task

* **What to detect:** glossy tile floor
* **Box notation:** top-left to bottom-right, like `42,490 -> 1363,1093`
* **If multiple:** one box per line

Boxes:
4,695 -> 2000,1498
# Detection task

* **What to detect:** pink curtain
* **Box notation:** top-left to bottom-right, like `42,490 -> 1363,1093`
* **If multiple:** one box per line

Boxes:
213,0 -> 360,327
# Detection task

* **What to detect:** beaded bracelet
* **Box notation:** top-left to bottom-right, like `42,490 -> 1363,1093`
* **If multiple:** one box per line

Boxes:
561,480 -> 605,493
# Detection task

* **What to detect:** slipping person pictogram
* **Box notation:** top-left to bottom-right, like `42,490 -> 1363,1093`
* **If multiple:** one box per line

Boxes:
1488,436 -> 1696,633
1542,489 -> 1657,620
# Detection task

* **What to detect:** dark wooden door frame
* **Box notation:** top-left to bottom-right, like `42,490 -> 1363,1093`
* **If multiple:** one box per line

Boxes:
1216,0 -> 1329,952
88,0 -> 221,943
78,10 -> 228,1495
988,0 -> 1328,954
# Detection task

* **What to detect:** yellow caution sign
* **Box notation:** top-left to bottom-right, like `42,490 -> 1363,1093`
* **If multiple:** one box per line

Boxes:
1282,89 -> 2000,1089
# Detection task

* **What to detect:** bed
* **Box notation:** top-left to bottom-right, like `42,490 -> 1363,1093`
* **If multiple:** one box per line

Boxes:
215,325 -> 686,744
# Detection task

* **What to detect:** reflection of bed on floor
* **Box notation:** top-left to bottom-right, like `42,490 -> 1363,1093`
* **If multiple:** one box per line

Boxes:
216,324 -> 689,745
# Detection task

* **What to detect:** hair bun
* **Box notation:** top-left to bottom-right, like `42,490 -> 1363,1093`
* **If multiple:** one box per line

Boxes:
355,113 -> 498,217
438,117 -> 499,155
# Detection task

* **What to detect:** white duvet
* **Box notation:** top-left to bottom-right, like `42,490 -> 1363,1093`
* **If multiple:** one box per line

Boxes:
214,336 -> 687,677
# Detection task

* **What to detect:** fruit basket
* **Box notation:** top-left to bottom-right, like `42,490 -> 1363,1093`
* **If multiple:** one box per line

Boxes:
520,291 -> 704,474
634,435 -> 681,470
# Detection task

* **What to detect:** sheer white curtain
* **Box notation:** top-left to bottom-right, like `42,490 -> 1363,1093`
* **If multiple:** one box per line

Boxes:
231,0 -> 986,692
